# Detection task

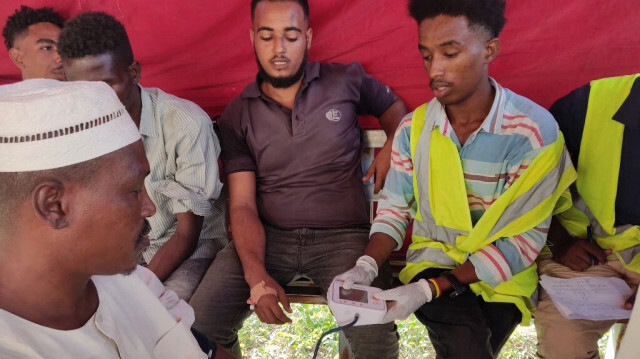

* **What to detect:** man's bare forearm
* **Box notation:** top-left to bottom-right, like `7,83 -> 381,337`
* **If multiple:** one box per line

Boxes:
147,212 -> 203,281
378,99 -> 407,138
230,204 -> 270,287
226,171 -> 271,288
365,233 -> 398,267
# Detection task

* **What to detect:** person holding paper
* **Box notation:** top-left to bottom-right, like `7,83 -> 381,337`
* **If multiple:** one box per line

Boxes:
535,74 -> 640,358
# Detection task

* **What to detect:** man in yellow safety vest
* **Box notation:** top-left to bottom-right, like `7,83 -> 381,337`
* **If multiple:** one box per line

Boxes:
535,75 -> 640,358
335,0 -> 575,357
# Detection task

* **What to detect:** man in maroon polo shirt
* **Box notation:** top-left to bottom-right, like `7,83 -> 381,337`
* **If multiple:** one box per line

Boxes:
189,0 -> 406,357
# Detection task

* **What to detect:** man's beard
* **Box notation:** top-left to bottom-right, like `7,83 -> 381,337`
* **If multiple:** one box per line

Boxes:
256,51 -> 307,89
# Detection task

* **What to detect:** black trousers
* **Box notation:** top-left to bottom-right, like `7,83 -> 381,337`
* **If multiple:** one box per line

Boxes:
412,268 -> 522,359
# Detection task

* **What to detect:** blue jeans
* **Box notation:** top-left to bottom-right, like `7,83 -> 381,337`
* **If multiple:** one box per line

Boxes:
189,224 -> 399,358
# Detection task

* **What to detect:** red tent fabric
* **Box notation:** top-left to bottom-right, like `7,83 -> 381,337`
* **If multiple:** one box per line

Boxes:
1,0 -> 639,128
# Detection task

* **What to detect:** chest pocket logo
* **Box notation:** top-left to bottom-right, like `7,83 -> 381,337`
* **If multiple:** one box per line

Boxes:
326,109 -> 342,122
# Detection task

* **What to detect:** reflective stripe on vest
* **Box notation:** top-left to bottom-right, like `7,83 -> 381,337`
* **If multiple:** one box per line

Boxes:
556,74 -> 640,271
402,100 -> 576,325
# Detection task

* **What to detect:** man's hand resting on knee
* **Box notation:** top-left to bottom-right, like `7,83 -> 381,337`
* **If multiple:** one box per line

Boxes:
250,276 -> 292,325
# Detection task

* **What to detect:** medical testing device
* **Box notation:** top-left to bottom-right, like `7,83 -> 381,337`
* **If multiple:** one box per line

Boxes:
327,280 -> 387,326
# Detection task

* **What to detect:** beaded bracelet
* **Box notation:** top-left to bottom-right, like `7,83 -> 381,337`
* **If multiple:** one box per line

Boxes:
427,278 -> 441,299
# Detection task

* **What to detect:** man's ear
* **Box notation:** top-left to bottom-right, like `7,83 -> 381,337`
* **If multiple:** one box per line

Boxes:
32,180 -> 69,230
484,38 -> 501,64
249,28 -> 255,46
8,48 -> 25,69
306,28 -> 313,50
129,61 -> 141,85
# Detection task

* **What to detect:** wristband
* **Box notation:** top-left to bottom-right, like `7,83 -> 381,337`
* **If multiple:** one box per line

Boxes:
427,278 -> 441,298
247,280 -> 278,310
441,271 -> 468,298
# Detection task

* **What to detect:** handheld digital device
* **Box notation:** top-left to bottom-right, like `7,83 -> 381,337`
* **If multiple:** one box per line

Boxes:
327,280 -> 387,326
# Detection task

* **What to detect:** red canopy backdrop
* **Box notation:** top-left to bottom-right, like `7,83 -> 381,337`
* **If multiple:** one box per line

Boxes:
1,0 -> 639,127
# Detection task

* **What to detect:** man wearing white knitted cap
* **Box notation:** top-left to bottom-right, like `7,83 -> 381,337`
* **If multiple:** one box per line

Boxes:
0,79 -> 232,359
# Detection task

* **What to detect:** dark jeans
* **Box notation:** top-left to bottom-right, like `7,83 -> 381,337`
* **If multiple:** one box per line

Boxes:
189,225 -> 399,358
412,268 -> 522,359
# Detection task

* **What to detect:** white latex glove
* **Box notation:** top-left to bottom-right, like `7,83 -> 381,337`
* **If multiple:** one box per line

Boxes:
373,279 -> 433,323
333,255 -> 378,289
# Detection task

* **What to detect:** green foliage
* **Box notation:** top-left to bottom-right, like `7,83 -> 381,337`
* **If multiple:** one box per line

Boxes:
239,304 -> 339,358
238,304 -> 611,358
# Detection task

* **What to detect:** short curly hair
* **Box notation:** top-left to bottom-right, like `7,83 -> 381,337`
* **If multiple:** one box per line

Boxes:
408,0 -> 506,38
58,11 -> 133,68
2,5 -> 65,50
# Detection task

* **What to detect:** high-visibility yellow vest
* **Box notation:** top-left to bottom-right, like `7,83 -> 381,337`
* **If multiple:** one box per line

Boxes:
555,74 -> 640,271
401,101 -> 576,325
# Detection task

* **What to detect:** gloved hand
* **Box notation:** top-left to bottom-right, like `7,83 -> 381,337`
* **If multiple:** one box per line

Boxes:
373,279 -> 432,323
333,255 -> 378,289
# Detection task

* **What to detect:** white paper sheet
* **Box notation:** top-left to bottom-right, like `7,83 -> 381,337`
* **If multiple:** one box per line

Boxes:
539,275 -> 633,321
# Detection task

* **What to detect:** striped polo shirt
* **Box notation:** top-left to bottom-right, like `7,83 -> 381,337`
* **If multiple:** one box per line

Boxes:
372,78 -> 564,287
